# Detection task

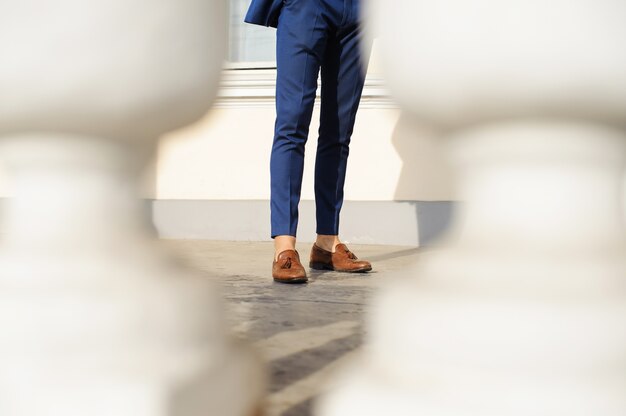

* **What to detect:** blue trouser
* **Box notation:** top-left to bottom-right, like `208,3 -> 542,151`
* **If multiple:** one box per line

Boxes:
270,0 -> 366,238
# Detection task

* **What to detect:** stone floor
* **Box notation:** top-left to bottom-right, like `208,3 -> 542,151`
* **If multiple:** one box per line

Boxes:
164,240 -> 422,416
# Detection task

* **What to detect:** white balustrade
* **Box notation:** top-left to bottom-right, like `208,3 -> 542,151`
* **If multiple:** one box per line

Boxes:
0,1 -> 264,415
319,1 -> 626,415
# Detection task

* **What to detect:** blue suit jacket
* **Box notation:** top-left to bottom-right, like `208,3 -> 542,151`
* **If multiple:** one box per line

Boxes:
244,0 -> 283,28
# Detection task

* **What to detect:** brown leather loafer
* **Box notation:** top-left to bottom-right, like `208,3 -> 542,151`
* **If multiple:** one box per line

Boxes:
272,250 -> 308,283
309,243 -> 372,273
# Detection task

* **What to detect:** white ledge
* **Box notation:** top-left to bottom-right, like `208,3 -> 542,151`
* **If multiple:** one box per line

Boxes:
215,68 -> 397,109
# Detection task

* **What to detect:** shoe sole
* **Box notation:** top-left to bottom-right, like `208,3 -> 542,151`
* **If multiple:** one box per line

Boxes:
273,277 -> 308,284
309,262 -> 372,273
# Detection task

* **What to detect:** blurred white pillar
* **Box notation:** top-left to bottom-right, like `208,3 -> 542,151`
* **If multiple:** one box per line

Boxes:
0,1 -> 263,415
318,1 -> 626,415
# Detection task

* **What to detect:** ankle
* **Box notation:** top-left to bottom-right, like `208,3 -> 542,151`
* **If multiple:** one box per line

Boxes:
315,235 -> 340,252
274,235 -> 296,260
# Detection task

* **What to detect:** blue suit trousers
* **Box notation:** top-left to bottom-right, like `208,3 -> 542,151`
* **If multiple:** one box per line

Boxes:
271,0 -> 367,238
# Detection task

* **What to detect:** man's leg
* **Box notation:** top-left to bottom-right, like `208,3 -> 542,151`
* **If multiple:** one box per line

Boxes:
309,14 -> 372,273
314,21 -> 367,250
271,0 -> 328,261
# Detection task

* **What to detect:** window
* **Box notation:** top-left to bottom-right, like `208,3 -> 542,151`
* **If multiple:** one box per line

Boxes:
228,0 -> 276,67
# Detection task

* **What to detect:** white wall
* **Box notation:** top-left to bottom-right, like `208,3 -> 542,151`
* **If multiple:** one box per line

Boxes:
156,106 -> 423,201
156,104 -> 458,202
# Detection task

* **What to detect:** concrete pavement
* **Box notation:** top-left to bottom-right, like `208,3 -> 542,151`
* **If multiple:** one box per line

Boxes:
163,240 -> 422,416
